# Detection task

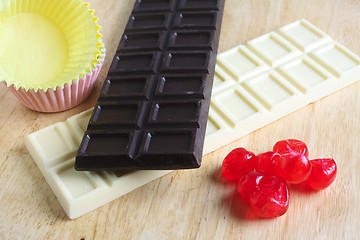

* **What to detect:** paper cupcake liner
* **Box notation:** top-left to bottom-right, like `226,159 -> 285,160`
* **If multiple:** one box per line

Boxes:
4,50 -> 105,112
0,0 -> 105,112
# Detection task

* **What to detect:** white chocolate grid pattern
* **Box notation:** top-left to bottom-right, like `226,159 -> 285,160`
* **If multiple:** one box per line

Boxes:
203,19 -> 360,153
26,20 -> 360,219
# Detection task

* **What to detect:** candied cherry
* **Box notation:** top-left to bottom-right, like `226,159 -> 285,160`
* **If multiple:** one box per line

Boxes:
237,172 -> 289,218
277,152 -> 311,184
273,139 -> 309,158
237,172 -> 264,204
249,184 -> 289,218
255,151 -> 281,177
222,147 -> 256,180
306,158 -> 337,190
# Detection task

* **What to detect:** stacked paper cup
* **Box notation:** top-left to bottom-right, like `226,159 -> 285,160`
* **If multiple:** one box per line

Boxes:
0,0 -> 105,112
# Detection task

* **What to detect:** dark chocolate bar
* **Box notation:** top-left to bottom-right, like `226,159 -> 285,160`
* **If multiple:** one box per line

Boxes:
75,0 -> 225,170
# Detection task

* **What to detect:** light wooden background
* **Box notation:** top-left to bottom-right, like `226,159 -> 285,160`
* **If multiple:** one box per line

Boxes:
1,0 -> 360,239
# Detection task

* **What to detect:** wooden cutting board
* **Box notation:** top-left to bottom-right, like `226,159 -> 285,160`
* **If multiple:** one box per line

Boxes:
1,0 -> 359,239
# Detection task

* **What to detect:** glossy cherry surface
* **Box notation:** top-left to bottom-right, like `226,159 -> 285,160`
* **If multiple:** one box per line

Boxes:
277,152 -> 311,184
222,148 -> 256,180
273,139 -> 309,158
306,158 -> 337,190
238,172 -> 290,218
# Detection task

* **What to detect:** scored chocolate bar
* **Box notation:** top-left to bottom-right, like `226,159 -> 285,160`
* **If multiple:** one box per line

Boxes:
75,0 -> 225,170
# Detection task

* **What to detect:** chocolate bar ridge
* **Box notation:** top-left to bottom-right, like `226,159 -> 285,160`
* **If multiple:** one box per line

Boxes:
75,0 -> 225,170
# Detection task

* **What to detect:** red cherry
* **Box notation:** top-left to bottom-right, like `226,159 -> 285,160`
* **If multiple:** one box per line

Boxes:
255,151 -> 281,177
249,182 -> 289,218
277,152 -> 312,184
237,172 -> 264,204
306,158 -> 337,190
222,148 -> 256,180
238,172 -> 289,218
273,139 -> 309,158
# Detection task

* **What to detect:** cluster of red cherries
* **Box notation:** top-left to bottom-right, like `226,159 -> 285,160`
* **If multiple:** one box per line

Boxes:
222,139 -> 337,218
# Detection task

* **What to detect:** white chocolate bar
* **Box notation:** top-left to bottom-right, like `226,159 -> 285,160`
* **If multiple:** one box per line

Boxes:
26,20 -> 360,219
204,19 -> 360,153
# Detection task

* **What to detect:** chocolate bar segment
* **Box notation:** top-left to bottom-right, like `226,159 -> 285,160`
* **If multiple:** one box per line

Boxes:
147,100 -> 201,127
154,75 -> 206,99
161,51 -> 210,73
118,32 -> 166,52
75,0 -> 225,170
168,30 -> 214,50
173,12 -> 218,29
109,52 -> 161,74
89,102 -> 148,129
100,76 -> 155,100
126,13 -> 172,31
179,0 -> 220,11
133,0 -> 177,13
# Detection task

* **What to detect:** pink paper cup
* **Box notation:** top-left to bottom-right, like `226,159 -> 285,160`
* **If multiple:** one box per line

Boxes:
4,50 -> 105,112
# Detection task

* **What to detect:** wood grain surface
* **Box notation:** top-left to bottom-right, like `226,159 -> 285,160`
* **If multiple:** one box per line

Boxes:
1,0 -> 360,239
